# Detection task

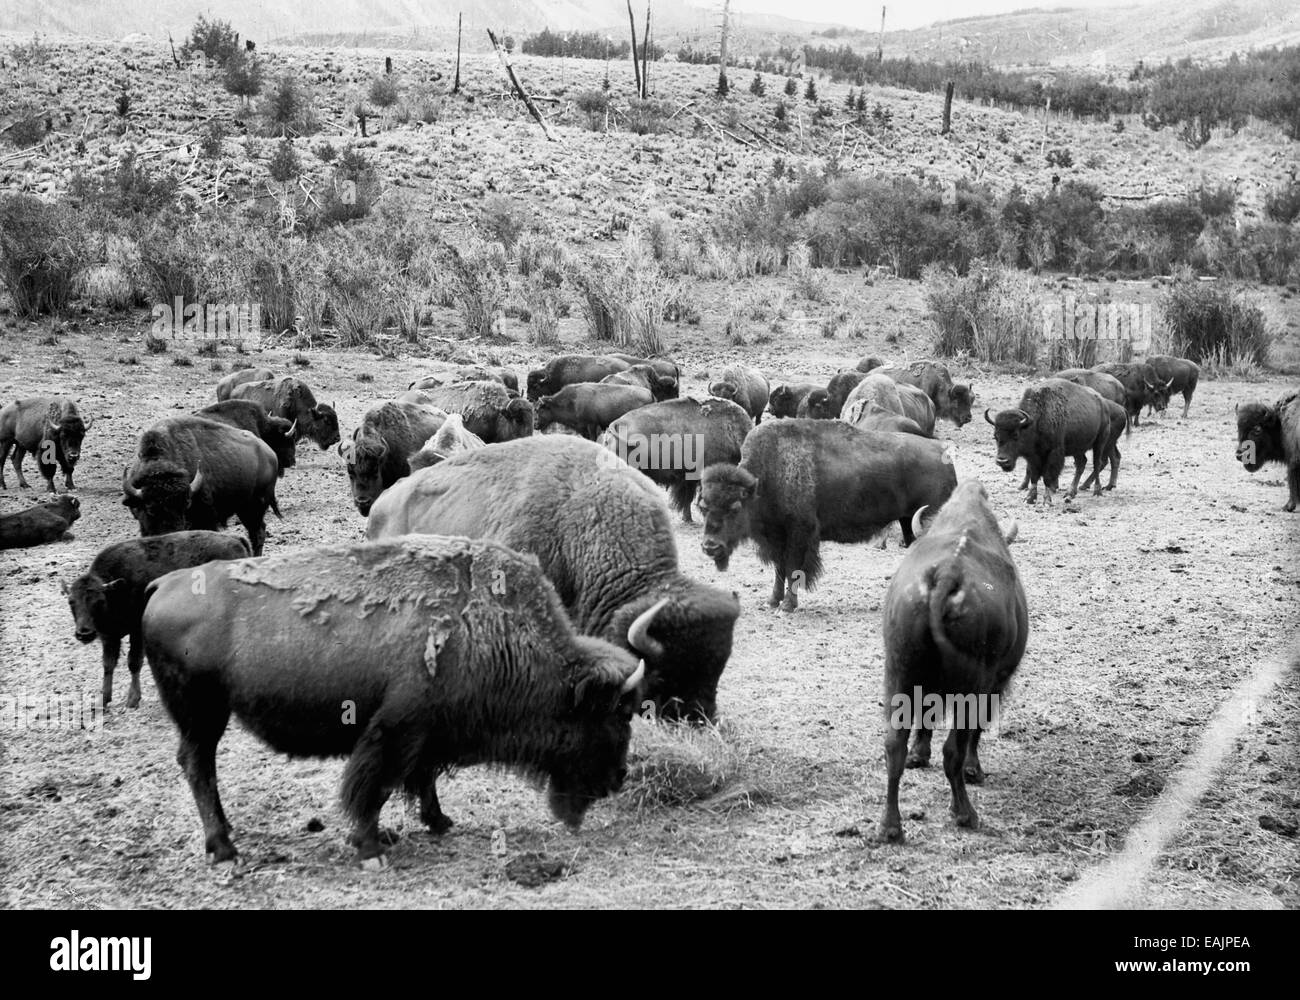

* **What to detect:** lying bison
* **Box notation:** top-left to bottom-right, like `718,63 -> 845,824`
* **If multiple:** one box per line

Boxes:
535,383 -> 652,440
409,365 -> 518,393
1236,391 -> 1300,511
196,399 -> 297,475
0,494 -> 80,549
143,535 -> 655,867
214,367 -> 274,402
708,366 -> 769,424
768,383 -> 820,419
0,396 -> 92,492
986,379 -> 1111,505
599,396 -> 752,522
526,354 -> 631,401
230,376 -> 340,450
404,380 -> 533,444
879,481 -> 1028,842
367,436 -> 741,723
64,531 -> 251,708
342,401 -> 448,515
123,416 -> 281,555
1146,355 -> 1199,418
699,420 -> 957,611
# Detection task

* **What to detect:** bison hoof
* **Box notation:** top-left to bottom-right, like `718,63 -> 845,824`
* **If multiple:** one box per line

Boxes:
206,842 -> 237,865
905,753 -> 931,769
124,690 -> 141,710
963,765 -> 986,785
780,594 -> 798,612
1286,501 -> 1297,513
876,822 -> 905,844
359,853 -> 390,872
425,813 -> 454,835
953,810 -> 980,830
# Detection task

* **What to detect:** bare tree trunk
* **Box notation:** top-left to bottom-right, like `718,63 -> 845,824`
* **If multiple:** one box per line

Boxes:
877,6 -> 886,63
487,28 -> 556,141
642,3 -> 652,98
453,13 -> 462,94
718,0 -> 731,93
941,79 -> 954,134
167,33 -> 181,70
627,1 -> 643,97
385,56 -> 392,75
1040,95 -> 1051,156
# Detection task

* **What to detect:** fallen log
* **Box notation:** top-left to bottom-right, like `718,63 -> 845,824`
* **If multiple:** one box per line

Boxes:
486,28 -> 556,142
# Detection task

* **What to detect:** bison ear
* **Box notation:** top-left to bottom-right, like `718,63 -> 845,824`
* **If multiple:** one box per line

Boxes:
59,578 -> 69,595
572,663 -> 623,713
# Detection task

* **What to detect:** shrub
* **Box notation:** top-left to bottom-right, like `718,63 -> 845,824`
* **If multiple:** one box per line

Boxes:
1264,179 -> 1300,225
924,260 -> 1040,366
198,120 -> 226,159
2,105 -> 50,148
259,72 -> 319,137
223,48 -> 264,105
368,75 -> 401,110
1195,181 -> 1235,219
130,212 -> 246,309
1161,274 -> 1271,367
68,149 -> 179,216
574,89 -> 609,115
268,139 -> 301,184
784,77 -> 798,97
804,76 -> 818,102
480,195 -> 534,254
624,98 -> 672,135
568,233 -> 672,355
180,15 -> 240,67
0,196 -> 89,318
440,237 -> 508,339
749,73 -> 766,96
1045,147 -> 1073,168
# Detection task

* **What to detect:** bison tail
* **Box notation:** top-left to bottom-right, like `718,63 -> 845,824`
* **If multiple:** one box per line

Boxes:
927,565 -> 984,677
268,492 -> 283,519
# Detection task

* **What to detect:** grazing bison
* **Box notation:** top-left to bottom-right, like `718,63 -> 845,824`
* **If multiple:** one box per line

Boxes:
698,420 -> 957,611
535,383 -> 653,440
854,356 -> 887,373
407,413 -> 486,473
214,367 -> 274,402
143,536 -> 655,867
1053,368 -> 1128,431
707,366 -> 769,424
408,365 -> 519,393
768,383 -> 820,419
342,401 -> 448,515
0,397 -> 91,492
0,495 -> 80,549
122,416 -> 281,555
842,400 -> 928,437
64,532 -> 250,708
880,362 -> 974,428
367,437 -> 741,723
1092,362 -> 1170,427
1236,391 -> 1300,512
985,378 -> 1111,505
526,354 -> 631,401
406,381 -> 533,444
1145,355 -> 1199,418
600,396 -> 753,522
878,480 -> 1028,842
600,364 -> 679,402
196,399 -> 297,475
231,376 -> 340,450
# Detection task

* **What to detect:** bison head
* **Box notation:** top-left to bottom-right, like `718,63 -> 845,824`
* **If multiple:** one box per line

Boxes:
1145,377 -> 1176,414
1235,401 -> 1280,472
63,573 -> 128,643
985,407 -> 1032,472
47,401 -> 89,466
122,462 -> 204,535
306,402 -> 341,450
346,431 -> 390,516
856,355 -> 886,374
698,464 -> 758,571
707,379 -> 740,405
652,374 -> 679,402
498,396 -> 535,441
768,385 -> 798,418
804,388 -> 836,420
947,383 -> 975,426
525,368 -> 550,402
267,415 -> 297,474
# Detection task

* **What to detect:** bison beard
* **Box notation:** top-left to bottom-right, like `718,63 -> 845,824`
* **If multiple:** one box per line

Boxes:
142,537 -> 657,868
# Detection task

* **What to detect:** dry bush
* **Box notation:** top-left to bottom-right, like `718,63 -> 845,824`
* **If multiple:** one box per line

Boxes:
1161,272 -> 1272,370
0,196 -> 90,318
924,260 -> 1040,367
568,232 -> 671,355
479,195 -> 535,254
439,236 -> 508,339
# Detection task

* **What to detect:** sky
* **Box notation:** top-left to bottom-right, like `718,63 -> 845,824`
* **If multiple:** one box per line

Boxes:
717,0 -> 1145,31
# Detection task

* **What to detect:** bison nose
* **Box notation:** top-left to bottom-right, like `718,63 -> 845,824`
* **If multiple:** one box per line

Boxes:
74,628 -> 97,643
996,458 -> 1014,470
701,539 -> 722,555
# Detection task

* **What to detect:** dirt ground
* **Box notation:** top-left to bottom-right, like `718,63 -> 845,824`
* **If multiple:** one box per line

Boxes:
1,278 -> 1296,910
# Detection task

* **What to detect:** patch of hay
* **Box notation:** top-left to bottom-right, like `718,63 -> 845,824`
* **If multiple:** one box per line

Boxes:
618,717 -> 776,813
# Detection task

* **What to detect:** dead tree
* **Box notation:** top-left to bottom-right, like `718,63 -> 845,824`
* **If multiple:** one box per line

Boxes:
718,0 -> 731,95
385,56 -> 392,75
941,79 -> 954,135
167,33 -> 181,70
877,7 -> 886,63
453,13 -> 462,94
627,1 -> 643,97
642,3 -> 652,98
487,28 -> 556,141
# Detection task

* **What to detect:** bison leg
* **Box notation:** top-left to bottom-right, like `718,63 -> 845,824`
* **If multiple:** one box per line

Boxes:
340,717 -> 410,867
100,636 -> 121,707
906,724 -> 932,768
237,509 -> 267,557
123,629 -> 144,709
407,770 -> 454,834
60,455 -> 75,491
943,728 -> 979,829
175,713 -> 235,863
963,727 -> 986,785
0,437 -> 11,489
1286,462 -> 1300,513
1018,471 -> 1028,491
1182,392 -> 1192,419
1106,444 -> 1121,491
9,445 -> 31,489
1066,454 -> 1087,500
669,480 -> 697,523
878,704 -> 910,844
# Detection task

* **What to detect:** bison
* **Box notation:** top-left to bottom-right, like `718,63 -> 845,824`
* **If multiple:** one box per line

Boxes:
214,367 -> 274,402
1079,397 -> 1127,494
1145,355 -> 1199,418
823,371 -> 869,417
122,416 -> 281,555
698,420 -> 958,611
768,383 -> 820,419
230,376 -> 340,450
64,531 -> 251,708
342,400 -> 448,515
142,535 -> 656,867
798,388 -> 839,420
985,378 -> 1111,505
526,354 -> 631,402
196,399 -> 297,475
1236,391 -> 1300,512
599,396 -> 752,522
0,397 -> 92,492
854,356 -> 887,373
605,354 -> 680,382
878,480 -> 1028,842
0,494 -> 80,549
1091,362 -> 1171,427
600,364 -> 679,401
879,362 -> 973,428
1053,368 -> 1128,432
407,413 -> 486,473
841,373 -> 903,417
842,399 -> 928,437
366,436 -> 741,723
408,365 -> 519,393
403,380 -> 533,444
707,366 -> 769,424
534,383 -> 652,440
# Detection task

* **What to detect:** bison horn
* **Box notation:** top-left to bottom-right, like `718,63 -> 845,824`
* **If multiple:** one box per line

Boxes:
189,467 -> 205,496
121,465 -> 143,500
983,408 -> 996,425
627,597 -> 669,659
910,505 -> 929,539
287,418 -> 297,437
1015,410 -> 1032,429
620,658 -> 646,695
1165,377 -> 1174,389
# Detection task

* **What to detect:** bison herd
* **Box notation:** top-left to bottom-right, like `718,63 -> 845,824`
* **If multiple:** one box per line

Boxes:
1,347 -> 1296,866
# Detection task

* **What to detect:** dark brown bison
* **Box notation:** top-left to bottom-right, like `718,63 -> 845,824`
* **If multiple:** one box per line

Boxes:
535,383 -> 653,440
879,362 -> 974,427
214,367 -> 274,402
985,378 -> 1111,505
1091,362 -> 1171,427
366,437 -> 741,723
768,383 -> 820,419
0,494 -> 80,549
879,481 -> 1028,842
1079,397 -> 1127,493
823,371 -> 868,416
230,376 -> 340,450
526,354 -> 631,401
1236,391 -> 1300,512
605,354 -> 680,382
707,366 -> 769,424
698,420 -> 958,611
1145,355 -> 1199,418
0,397 -> 92,492
196,399 -> 297,475
142,536 -> 655,867
798,388 -> 840,420
600,364 -> 679,401
404,381 -> 533,444
64,531 -> 251,708
342,400 -> 448,515
122,416 -> 281,555
1053,369 -> 1128,432
599,396 -> 753,522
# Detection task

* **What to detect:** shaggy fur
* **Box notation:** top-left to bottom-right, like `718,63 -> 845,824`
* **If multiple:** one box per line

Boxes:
600,364 -> 679,401
124,416 -> 281,555
798,388 -> 838,419
1236,391 -> 1300,511
1079,398 -> 1127,493
699,420 -> 957,611
0,396 -> 90,492
600,396 -> 753,522
214,367 -> 274,402
0,494 -> 80,549
878,480 -> 1028,842
1145,355 -> 1199,418
707,365 -> 770,424
196,399 -> 297,475
840,373 -> 903,418
768,383 -> 820,419
412,380 -> 534,444
367,437 -> 741,723
535,383 -> 653,440
231,376 -> 340,449
1091,362 -> 1169,426
344,401 -> 448,515
986,378 -> 1111,504
65,531 -> 250,708
142,535 -> 646,866
526,354 -> 631,401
